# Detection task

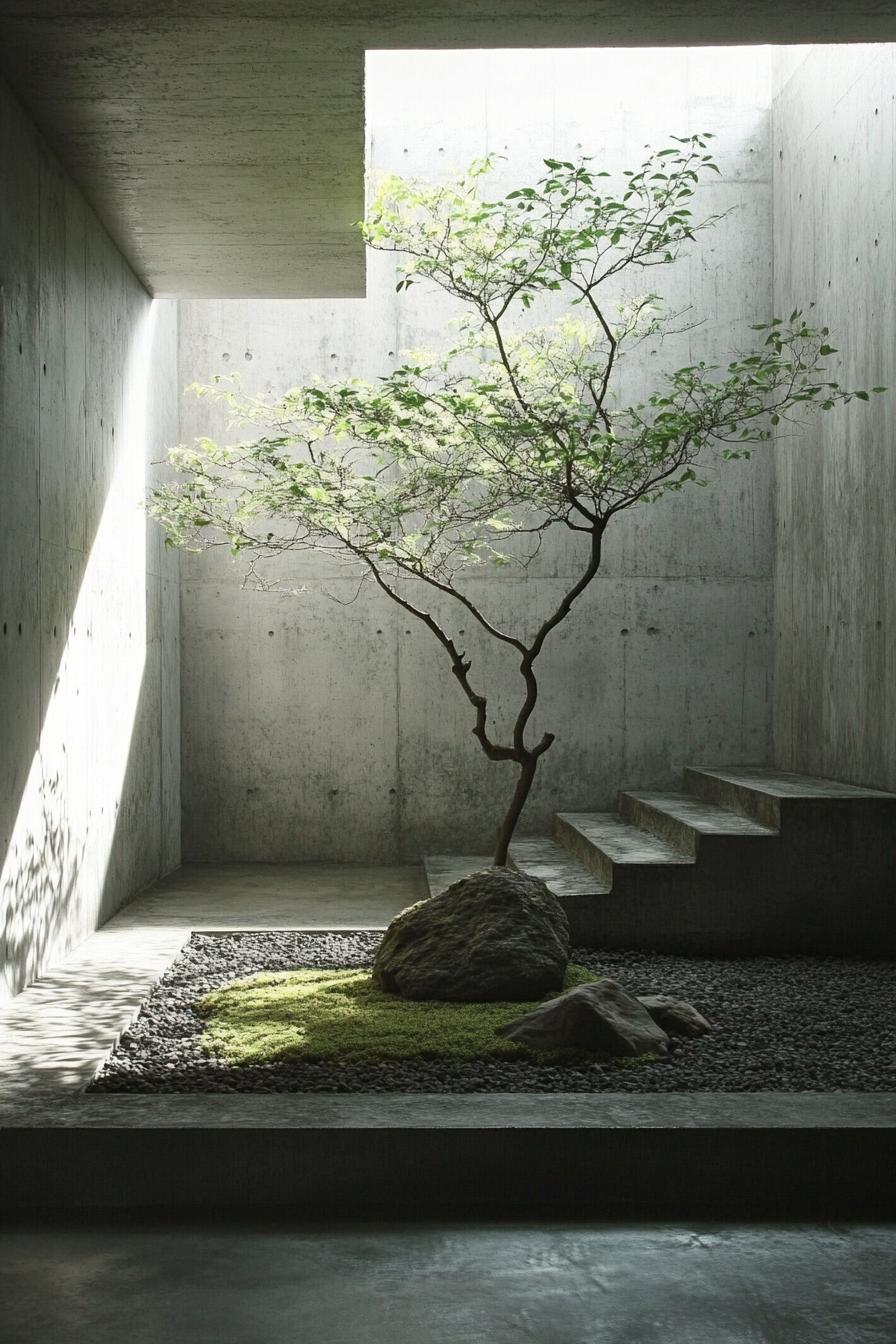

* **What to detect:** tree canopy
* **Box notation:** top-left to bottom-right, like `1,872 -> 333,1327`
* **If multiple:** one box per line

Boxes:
151,135 -> 881,862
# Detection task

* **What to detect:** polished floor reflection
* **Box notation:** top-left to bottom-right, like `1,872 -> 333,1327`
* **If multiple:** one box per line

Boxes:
1,1220 -> 894,1344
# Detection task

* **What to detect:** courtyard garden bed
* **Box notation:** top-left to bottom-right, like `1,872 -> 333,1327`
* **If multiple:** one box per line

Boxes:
87,931 -> 896,1095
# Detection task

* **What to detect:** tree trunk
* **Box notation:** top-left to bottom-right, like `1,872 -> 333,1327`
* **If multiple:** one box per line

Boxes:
493,755 -> 539,867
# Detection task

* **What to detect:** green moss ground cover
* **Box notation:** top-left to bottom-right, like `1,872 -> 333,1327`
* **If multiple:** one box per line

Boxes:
198,963 -> 607,1067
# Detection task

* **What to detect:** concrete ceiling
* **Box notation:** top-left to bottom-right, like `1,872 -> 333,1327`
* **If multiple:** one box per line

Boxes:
1,3 -> 895,298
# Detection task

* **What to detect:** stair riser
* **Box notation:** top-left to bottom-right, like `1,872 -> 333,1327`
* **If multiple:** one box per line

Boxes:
594,867 -> 695,912
559,885 -> 896,955
776,797 -> 896,845
553,814 -> 614,884
684,767 -> 781,829
561,887 -> 768,952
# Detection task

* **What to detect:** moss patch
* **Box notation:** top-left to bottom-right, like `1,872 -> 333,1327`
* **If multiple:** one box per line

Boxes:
197,963 -> 608,1067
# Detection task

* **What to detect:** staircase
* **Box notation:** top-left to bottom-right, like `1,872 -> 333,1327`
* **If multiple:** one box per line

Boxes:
425,766 -> 896,954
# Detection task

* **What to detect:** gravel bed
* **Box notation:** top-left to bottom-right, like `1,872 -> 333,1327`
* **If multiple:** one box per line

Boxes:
87,931 -> 896,1094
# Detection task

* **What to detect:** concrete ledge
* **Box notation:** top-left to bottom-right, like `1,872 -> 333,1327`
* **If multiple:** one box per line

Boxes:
3,1093 -> 894,1219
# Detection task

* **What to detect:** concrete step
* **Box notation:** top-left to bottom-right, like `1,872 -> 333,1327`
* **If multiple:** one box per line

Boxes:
684,765 -> 896,830
554,812 -> 694,885
508,836 -> 609,897
619,790 -> 779,856
426,766 -> 896,952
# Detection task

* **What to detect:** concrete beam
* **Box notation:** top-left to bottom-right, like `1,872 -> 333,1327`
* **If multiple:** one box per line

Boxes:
1,4 -> 895,296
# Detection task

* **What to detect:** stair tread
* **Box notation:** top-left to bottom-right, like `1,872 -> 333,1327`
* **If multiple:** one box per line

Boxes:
510,837 -> 609,896
558,812 -> 694,865
624,791 -> 779,837
687,765 -> 896,801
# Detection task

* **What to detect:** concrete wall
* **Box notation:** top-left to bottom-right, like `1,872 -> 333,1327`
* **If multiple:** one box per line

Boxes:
178,48 -> 775,861
771,46 -> 896,790
0,76 -> 181,997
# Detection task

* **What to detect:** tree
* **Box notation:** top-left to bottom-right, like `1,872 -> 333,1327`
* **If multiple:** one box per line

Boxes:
151,135 -> 882,866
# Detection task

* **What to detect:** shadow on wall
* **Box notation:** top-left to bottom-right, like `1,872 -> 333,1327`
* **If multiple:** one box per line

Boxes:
1,657 -> 172,1092
0,760 -> 84,1007
0,302 -> 163,998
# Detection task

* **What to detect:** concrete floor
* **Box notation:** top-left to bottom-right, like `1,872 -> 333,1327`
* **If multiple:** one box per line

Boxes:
1,1221 -> 894,1344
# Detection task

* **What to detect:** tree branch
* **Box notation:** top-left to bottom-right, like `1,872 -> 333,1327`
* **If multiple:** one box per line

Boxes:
349,548 -> 517,763
510,521 -> 606,755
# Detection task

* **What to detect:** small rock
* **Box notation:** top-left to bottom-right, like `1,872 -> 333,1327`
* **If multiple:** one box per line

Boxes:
371,867 -> 570,1001
638,995 -> 712,1037
495,980 -> 670,1057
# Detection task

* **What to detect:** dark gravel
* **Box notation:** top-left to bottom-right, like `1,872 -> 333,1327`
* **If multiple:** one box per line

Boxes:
87,931 -> 896,1094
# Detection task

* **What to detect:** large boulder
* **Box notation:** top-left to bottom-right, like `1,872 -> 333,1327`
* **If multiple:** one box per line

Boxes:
495,979 -> 670,1057
371,867 -> 570,1001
